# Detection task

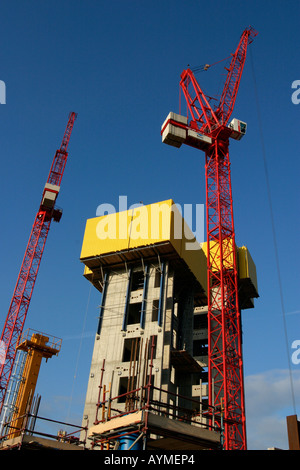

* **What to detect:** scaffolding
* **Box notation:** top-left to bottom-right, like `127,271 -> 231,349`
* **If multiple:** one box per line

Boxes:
2,329 -> 62,441
88,337 -> 222,450
79,200 -> 258,451
0,349 -> 27,434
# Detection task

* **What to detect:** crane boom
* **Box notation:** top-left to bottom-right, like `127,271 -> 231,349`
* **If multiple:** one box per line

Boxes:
0,112 -> 77,417
47,112 -> 77,187
215,26 -> 257,125
179,26 -> 257,135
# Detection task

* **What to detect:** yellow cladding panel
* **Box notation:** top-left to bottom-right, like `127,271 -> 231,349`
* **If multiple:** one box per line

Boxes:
238,246 -> 258,294
80,199 -> 207,292
201,239 -> 235,271
201,241 -> 258,296
80,200 -> 173,258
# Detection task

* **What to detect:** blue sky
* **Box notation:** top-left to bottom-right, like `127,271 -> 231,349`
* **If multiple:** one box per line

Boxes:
0,0 -> 299,450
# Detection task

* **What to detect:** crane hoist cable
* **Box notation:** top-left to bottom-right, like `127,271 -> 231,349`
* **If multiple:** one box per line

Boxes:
65,282 -> 92,424
249,47 -> 297,416
191,55 -> 232,73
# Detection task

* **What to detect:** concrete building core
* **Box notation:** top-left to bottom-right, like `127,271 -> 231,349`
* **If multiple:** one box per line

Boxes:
79,200 -> 258,450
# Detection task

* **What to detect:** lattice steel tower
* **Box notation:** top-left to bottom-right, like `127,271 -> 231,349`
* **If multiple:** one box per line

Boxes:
161,27 -> 258,449
0,112 -> 77,418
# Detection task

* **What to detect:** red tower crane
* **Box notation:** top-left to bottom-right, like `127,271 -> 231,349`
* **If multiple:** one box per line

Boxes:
161,27 -> 257,450
0,112 -> 77,417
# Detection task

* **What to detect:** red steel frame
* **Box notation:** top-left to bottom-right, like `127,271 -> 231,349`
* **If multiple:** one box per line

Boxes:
205,133 -> 246,449
0,112 -> 77,417
178,27 -> 257,449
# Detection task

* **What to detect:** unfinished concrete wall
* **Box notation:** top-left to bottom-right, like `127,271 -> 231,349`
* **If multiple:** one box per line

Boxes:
81,258 -> 206,445
81,262 -> 174,430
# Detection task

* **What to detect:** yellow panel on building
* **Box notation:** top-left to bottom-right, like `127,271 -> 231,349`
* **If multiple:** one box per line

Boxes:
201,239 -> 235,271
201,240 -> 259,308
80,200 -> 258,309
237,245 -> 259,301
80,199 -> 207,295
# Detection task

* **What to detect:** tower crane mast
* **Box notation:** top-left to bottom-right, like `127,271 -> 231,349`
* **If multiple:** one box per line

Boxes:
161,27 -> 257,450
0,112 -> 77,417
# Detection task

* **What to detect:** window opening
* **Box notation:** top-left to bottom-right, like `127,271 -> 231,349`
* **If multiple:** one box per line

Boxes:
127,302 -> 142,325
193,339 -> 208,357
122,337 -> 141,362
131,270 -> 144,291
151,299 -> 159,322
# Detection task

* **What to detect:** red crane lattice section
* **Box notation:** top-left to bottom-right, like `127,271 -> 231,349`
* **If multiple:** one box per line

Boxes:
205,134 -> 246,449
47,113 -> 77,187
0,112 -> 77,417
162,27 -> 257,449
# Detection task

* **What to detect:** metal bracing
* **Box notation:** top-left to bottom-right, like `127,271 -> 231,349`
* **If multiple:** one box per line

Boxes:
0,412 -> 87,449
0,112 -> 77,417
161,27 -> 258,449
157,261 -> 166,327
122,268 -> 132,331
97,272 -> 108,335
140,264 -> 149,330
205,137 -> 246,449
88,336 -> 221,451
0,350 -> 26,435
6,329 -> 62,440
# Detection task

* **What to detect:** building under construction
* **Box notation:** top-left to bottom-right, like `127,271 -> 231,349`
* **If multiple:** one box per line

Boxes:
7,26 -> 299,451
0,199 -> 258,451
78,199 -> 258,450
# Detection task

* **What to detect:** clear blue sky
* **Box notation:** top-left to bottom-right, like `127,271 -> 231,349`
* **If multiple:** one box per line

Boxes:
0,0 -> 299,450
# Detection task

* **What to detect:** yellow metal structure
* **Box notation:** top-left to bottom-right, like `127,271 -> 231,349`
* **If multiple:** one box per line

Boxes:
200,239 -> 235,271
7,329 -> 61,439
80,199 -> 258,309
237,245 -> 259,308
237,246 -> 258,293
80,199 -> 208,296
201,241 -> 258,308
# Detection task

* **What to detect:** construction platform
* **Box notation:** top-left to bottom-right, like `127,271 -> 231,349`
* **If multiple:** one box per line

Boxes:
0,434 -> 84,451
88,409 -> 221,451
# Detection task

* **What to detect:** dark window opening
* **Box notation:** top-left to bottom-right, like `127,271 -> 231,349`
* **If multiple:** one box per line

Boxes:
151,299 -> 159,322
201,398 -> 209,411
154,269 -> 161,288
200,370 -> 208,383
193,314 -> 207,330
118,377 -> 128,402
118,376 -> 137,403
131,270 -> 144,291
193,339 -> 208,356
122,337 -> 141,362
127,302 -> 142,325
